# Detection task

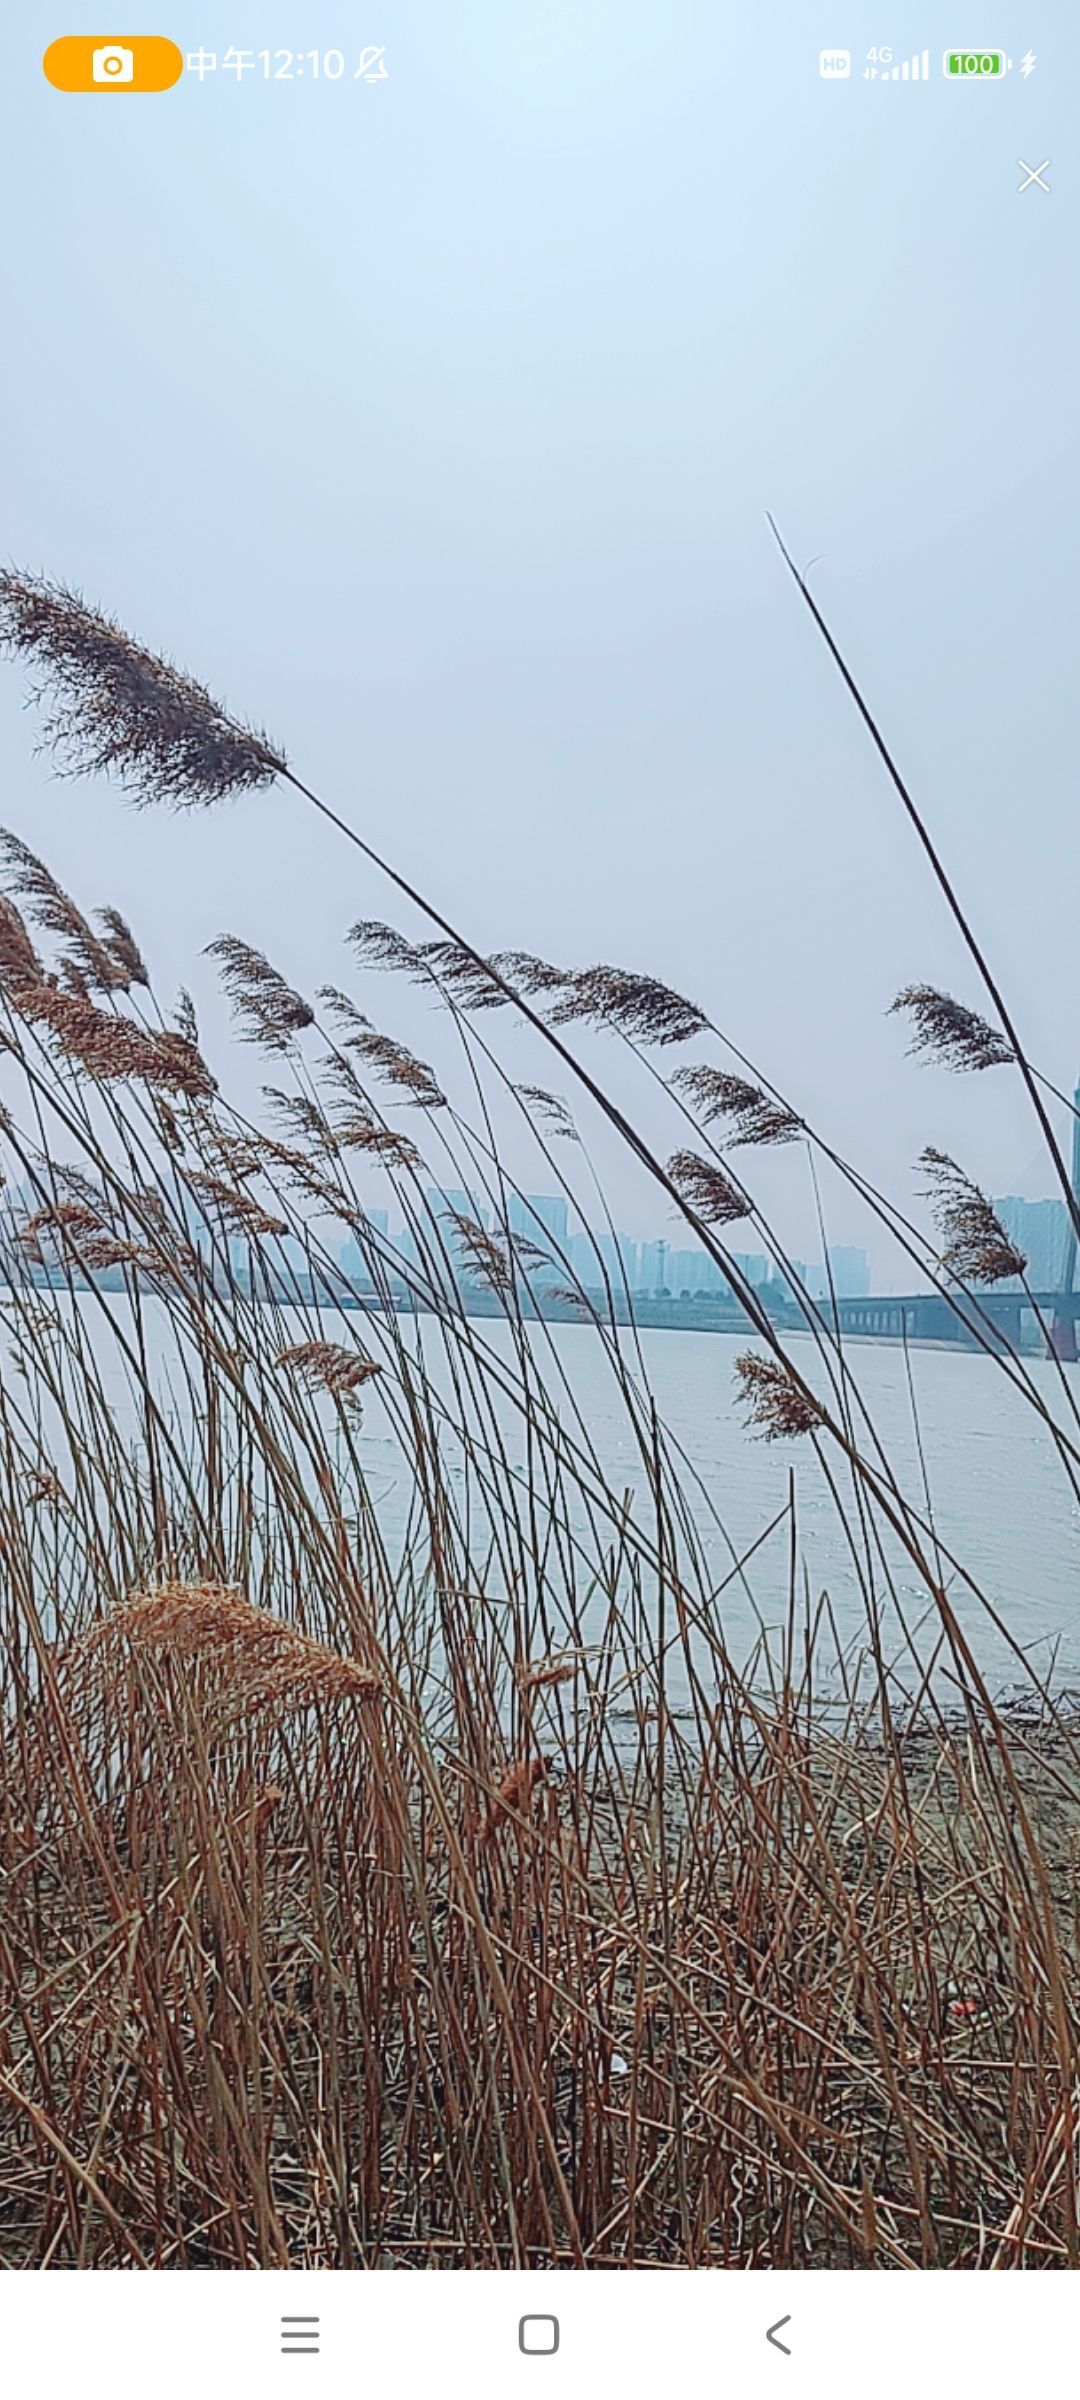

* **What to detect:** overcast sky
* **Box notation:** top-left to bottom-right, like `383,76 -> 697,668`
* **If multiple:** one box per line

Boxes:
1,1 -> 1075,1278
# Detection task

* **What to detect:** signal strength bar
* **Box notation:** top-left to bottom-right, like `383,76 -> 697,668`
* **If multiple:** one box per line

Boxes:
865,48 -> 931,78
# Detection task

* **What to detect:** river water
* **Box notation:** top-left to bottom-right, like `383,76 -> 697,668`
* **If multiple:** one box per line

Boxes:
344,1316 -> 1080,1699
33,1297 -> 1080,1703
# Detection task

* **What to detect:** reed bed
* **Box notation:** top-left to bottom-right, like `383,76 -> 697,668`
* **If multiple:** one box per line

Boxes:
1,568 -> 1080,2268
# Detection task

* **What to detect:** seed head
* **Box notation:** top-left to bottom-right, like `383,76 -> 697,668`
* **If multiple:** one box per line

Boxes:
16,982 -> 215,1097
417,940 -> 511,1012
0,570 -> 283,807
338,1029 -> 446,1110
97,906 -> 150,989
919,1147 -> 1027,1284
517,1655 -> 580,1694
99,1581 -> 380,1729
667,1149 -> 749,1225
449,1213 -> 515,1294
548,963 -> 709,1047
0,896 -> 44,995
277,1340 -> 383,1400
187,1172 -> 288,1239
671,1065 -> 802,1147
479,1756 -> 551,1840
0,830 -> 130,991
347,921 -> 424,975
489,951 -> 574,996
515,1084 -> 578,1140
734,1352 -> 824,1440
892,985 -> 1014,1073
208,935 -> 314,1052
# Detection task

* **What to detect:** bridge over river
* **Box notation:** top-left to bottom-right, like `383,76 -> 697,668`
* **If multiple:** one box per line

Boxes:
840,1090 -> 1080,1355
835,1289 -> 1079,1355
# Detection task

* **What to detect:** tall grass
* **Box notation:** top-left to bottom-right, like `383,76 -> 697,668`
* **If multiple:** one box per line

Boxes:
1,568 -> 1079,2267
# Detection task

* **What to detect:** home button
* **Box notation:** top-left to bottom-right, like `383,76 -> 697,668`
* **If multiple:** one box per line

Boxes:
519,2315 -> 560,2356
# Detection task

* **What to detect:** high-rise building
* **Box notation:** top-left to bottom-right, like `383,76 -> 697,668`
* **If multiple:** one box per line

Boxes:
994,1197 -> 1070,1291
827,1245 -> 870,1298
635,1239 -> 669,1296
665,1248 -> 724,1297
336,1211 -> 390,1290
426,1187 -> 489,1231
568,1229 -> 637,1293
730,1251 -> 772,1289
393,1225 -> 420,1277
565,1230 -> 593,1286
508,1193 -> 570,1284
508,1192 -> 569,1245
597,1231 -> 637,1291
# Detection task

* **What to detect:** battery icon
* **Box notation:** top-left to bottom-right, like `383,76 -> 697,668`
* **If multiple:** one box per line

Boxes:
944,49 -> 1009,75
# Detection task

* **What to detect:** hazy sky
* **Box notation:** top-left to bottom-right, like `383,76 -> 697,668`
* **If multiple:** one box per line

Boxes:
1,2 -> 1075,1279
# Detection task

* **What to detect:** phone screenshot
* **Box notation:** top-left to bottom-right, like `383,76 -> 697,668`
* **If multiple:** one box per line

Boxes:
1,4 -> 1074,2388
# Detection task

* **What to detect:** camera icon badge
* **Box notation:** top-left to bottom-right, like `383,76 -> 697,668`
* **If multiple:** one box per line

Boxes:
92,44 -> 134,82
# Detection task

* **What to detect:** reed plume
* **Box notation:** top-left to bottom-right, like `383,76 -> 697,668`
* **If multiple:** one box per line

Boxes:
416,939 -> 512,1012
670,1064 -> 802,1146
18,1201 -> 156,1276
920,1147 -> 1027,1284
328,1113 -> 421,1168
0,831 -> 130,992
317,986 -> 372,1037
0,896 -> 44,995
347,921 -> 424,975
489,949 -> 571,996
734,1352 -> 825,1439
0,570 -> 283,805
187,1172 -> 288,1240
449,1214 -> 516,1295
277,1340 -> 383,1399
334,1029 -> 446,1111
208,936 -> 314,1051
479,1756 -> 551,1840
309,1057 -> 425,1163
892,985 -> 1014,1073
265,1089 -> 341,1155
96,1582 -> 379,1726
547,962 -> 709,1047
17,982 -> 215,1097
96,906 -> 150,989
667,1148 -> 749,1225
515,1085 -> 578,1140
517,1655 -> 580,1693
174,988 -> 200,1044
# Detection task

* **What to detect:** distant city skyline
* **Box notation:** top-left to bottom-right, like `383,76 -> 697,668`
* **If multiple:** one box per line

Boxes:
334,1188 -> 876,1302
7,1162 -> 1071,1307
332,1188 -> 1080,1304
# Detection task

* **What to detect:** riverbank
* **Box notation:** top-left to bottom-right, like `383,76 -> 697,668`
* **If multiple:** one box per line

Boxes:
6,1614 -> 1080,2269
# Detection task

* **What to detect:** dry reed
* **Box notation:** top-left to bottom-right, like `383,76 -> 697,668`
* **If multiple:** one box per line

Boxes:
1,585 -> 1079,2275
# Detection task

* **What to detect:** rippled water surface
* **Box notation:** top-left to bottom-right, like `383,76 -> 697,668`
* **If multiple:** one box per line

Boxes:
57,1297 -> 1080,1698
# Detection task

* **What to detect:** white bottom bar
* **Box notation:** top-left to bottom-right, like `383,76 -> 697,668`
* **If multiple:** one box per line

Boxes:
5,2270 -> 1080,2400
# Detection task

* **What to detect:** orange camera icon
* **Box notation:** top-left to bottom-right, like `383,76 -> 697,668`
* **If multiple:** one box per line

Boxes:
43,35 -> 183,91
